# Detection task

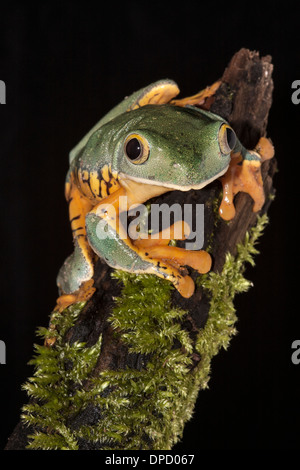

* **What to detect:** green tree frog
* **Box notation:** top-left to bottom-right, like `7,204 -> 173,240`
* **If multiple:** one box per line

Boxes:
56,79 -> 273,310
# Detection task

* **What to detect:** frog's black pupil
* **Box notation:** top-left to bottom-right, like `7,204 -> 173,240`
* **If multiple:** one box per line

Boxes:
126,138 -> 142,160
226,128 -> 236,150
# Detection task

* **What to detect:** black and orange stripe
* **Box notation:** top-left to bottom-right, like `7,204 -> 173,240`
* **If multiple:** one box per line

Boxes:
73,164 -> 120,201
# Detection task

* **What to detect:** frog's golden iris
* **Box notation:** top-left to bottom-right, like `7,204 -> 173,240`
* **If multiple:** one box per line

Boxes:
124,133 -> 150,165
218,124 -> 236,155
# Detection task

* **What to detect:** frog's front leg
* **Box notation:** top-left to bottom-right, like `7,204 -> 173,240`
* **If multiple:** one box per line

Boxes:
219,136 -> 275,220
85,191 -> 199,298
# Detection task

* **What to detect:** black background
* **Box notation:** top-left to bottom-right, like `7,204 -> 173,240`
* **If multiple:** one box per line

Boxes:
0,1 -> 299,450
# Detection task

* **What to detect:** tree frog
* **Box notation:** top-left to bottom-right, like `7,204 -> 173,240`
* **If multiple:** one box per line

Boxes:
56,79 -> 273,309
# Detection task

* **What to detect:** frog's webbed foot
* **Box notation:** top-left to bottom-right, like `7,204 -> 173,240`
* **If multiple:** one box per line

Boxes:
170,80 -> 221,109
218,136 -> 274,221
55,279 -> 96,313
132,221 -> 212,298
143,245 -> 211,298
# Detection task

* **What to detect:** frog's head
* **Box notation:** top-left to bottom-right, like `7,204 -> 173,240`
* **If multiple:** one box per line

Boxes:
74,80 -> 237,202
91,104 -> 235,192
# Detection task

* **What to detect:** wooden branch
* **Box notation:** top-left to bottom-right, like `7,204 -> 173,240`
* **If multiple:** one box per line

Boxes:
5,48 -> 276,450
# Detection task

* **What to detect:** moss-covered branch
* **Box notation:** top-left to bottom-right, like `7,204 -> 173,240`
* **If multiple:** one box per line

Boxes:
20,215 -> 268,450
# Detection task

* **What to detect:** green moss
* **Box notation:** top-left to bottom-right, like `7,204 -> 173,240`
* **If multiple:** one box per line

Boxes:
21,214 -> 269,450
21,302 -> 102,450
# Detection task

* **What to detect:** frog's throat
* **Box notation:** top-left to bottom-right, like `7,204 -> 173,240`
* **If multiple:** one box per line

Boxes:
118,165 -> 229,193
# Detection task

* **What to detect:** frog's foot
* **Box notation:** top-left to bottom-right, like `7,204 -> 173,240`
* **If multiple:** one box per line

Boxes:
171,80 -> 221,109
254,136 -> 275,162
218,137 -> 274,221
170,271 -> 195,299
54,279 -> 96,313
139,245 -> 211,298
133,221 -> 211,298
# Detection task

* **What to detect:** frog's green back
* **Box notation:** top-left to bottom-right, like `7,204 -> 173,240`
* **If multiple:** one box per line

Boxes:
69,79 -> 180,164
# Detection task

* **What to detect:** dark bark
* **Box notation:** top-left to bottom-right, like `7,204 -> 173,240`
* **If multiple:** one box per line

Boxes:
5,48 -> 277,450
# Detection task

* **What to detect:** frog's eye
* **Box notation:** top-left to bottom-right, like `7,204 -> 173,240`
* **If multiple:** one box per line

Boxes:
124,134 -> 150,164
218,124 -> 236,155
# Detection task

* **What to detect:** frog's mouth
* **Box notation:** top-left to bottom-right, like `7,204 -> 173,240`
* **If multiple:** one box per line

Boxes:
118,164 -> 229,192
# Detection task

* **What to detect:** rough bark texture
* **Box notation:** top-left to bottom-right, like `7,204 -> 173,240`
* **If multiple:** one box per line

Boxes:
5,48 -> 277,450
